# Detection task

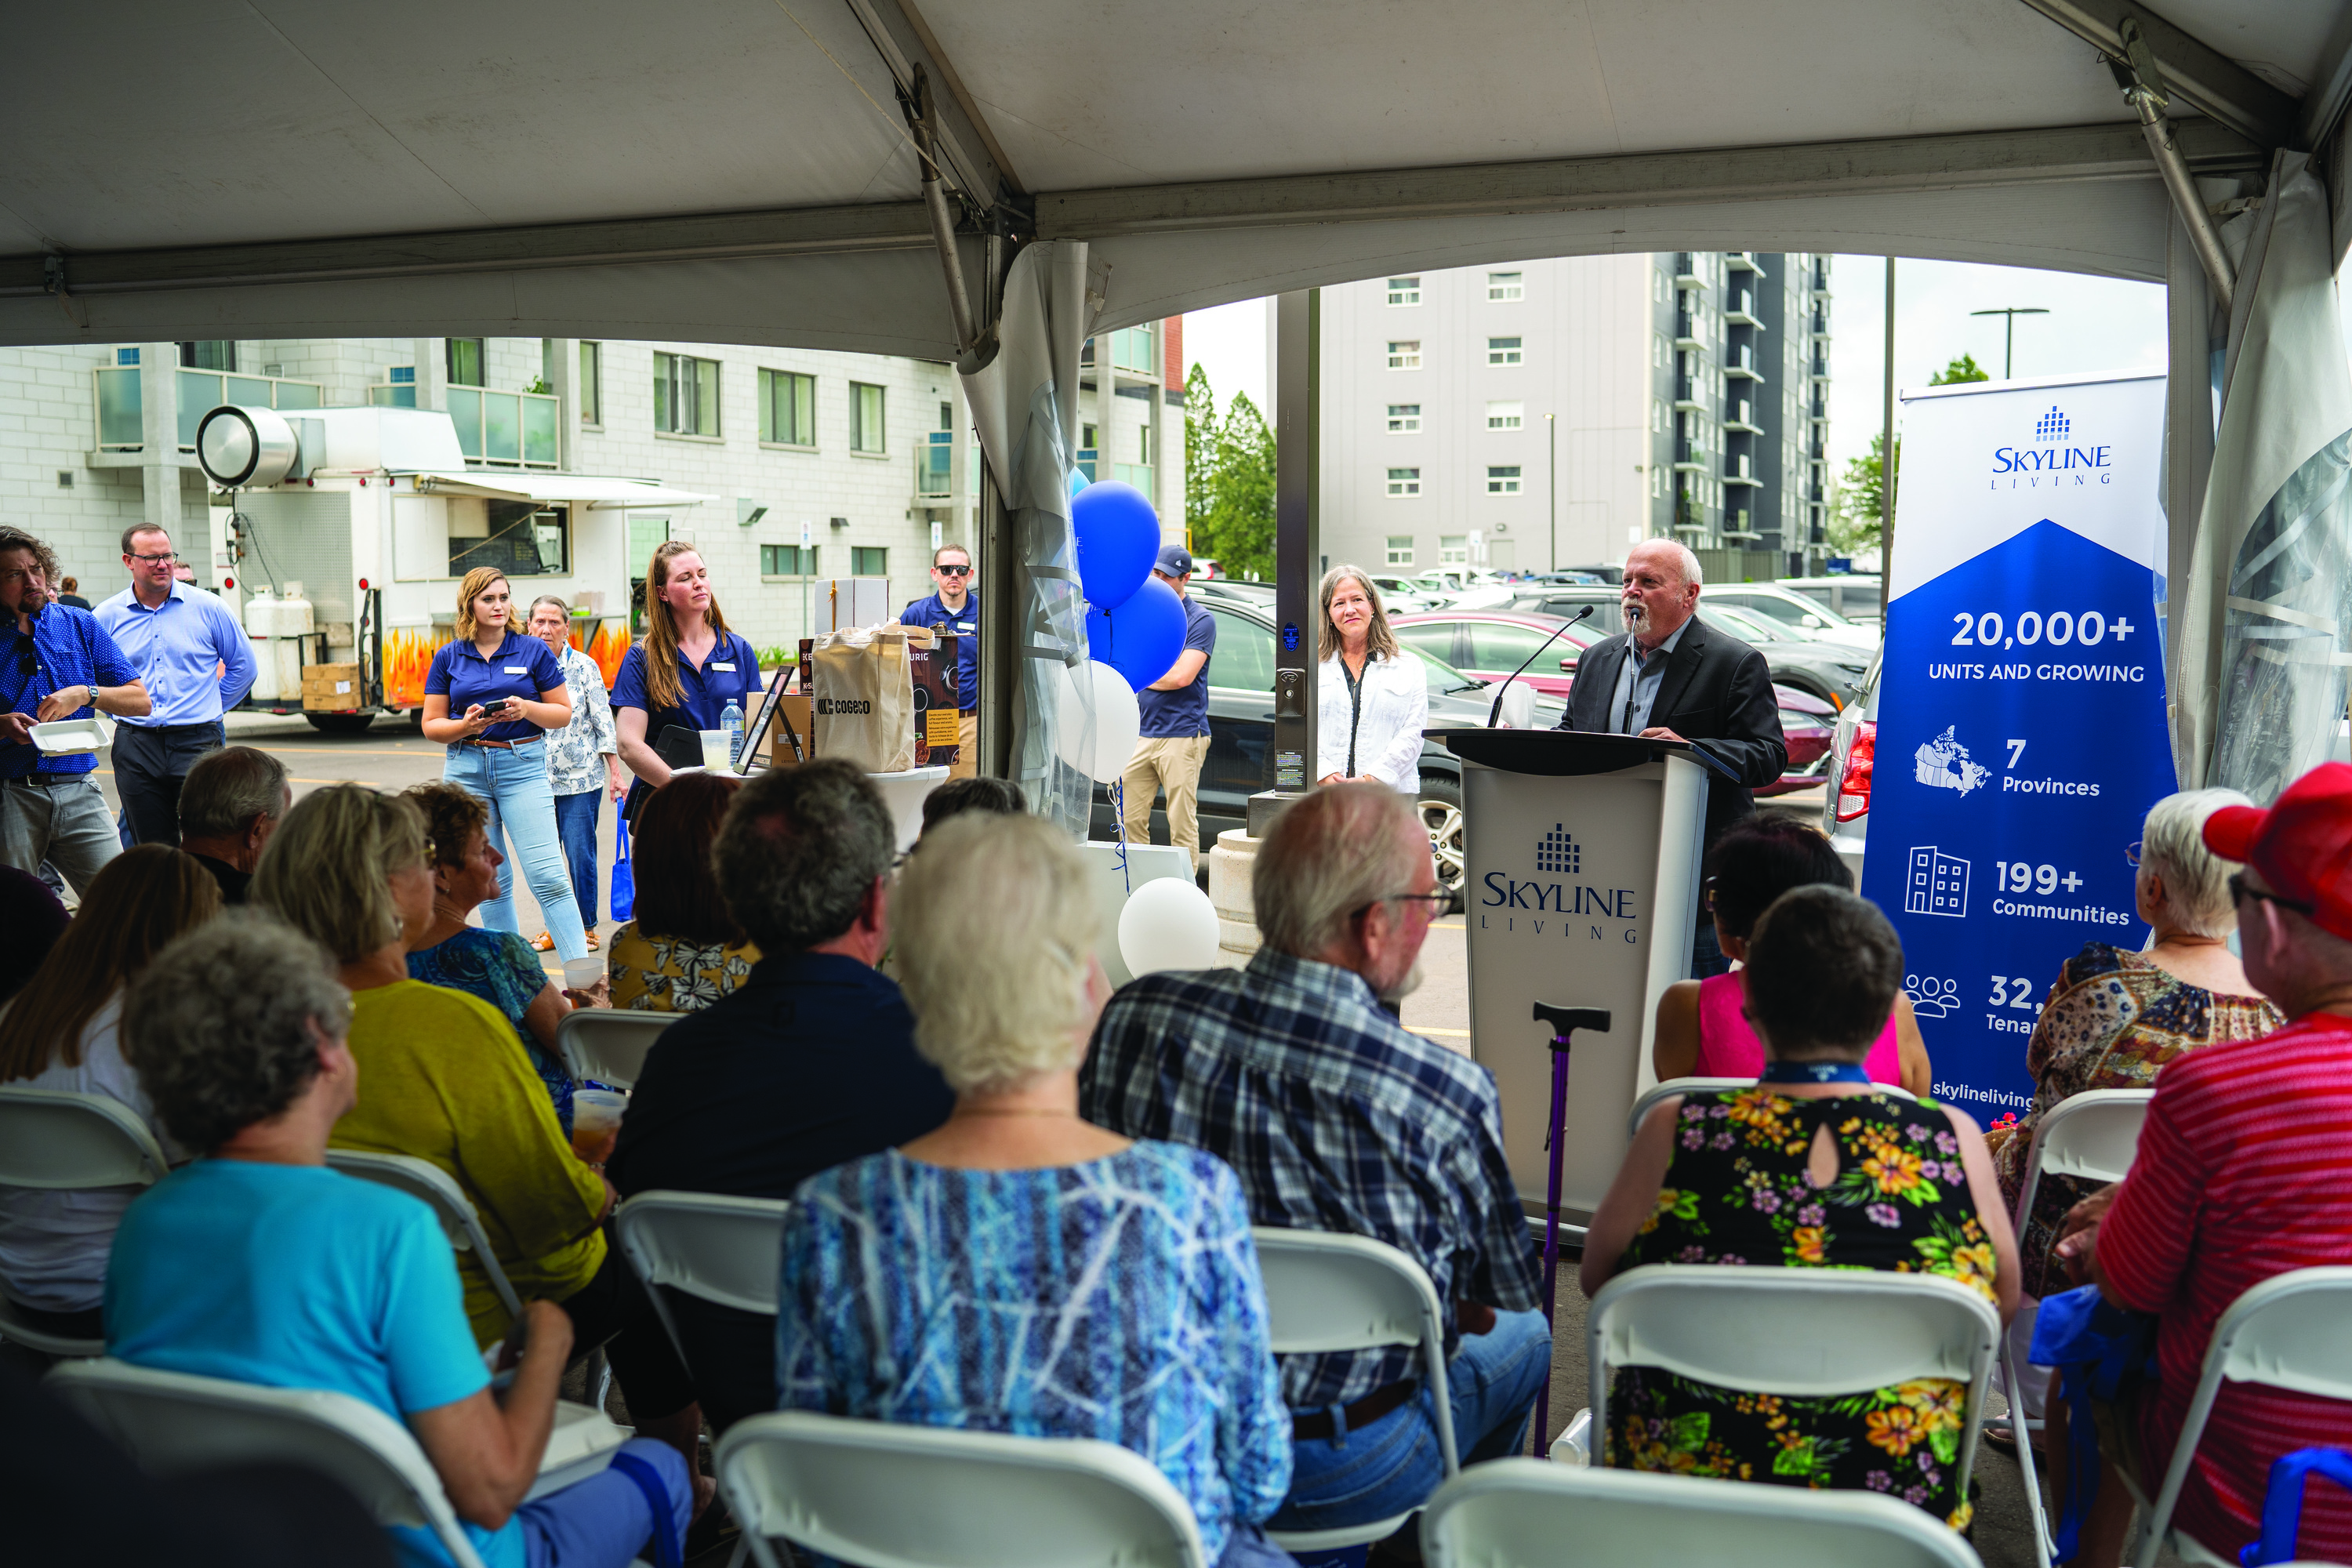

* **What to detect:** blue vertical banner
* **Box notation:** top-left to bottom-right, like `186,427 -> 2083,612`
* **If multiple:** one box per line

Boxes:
1860,372 -> 2176,1120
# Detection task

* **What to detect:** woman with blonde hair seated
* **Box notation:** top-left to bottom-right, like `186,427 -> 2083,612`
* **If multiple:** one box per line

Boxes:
775,812 -> 1295,1566
0,846 -> 220,1343
1582,886 -> 2017,1530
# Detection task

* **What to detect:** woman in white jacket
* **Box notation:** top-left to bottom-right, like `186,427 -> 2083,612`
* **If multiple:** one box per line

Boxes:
1316,565 -> 1428,795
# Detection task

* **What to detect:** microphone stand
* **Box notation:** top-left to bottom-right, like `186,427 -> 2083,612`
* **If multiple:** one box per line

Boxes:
1486,604 -> 1595,726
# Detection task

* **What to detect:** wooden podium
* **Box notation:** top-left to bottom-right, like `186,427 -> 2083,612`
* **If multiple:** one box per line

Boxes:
1430,730 -> 1712,1221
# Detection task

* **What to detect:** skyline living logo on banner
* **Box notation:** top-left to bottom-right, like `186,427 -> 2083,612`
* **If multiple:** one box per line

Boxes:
1860,371 -> 2176,1116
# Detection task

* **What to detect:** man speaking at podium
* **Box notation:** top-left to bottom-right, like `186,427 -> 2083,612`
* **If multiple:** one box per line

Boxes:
1553,539 -> 1784,975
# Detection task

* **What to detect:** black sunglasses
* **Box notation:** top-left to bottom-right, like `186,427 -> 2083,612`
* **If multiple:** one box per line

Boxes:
2228,871 -> 2314,918
936,564 -> 973,578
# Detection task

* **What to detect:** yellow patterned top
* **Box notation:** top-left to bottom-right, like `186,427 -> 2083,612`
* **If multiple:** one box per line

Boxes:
607,921 -> 761,1012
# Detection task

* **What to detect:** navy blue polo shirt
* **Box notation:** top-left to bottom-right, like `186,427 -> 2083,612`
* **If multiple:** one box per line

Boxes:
898,591 -> 978,712
1138,593 -> 1216,739
423,630 -> 564,743
0,604 -> 135,779
612,631 -> 762,808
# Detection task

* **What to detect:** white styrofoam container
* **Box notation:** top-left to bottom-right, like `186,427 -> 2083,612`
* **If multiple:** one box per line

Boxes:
31,715 -> 114,755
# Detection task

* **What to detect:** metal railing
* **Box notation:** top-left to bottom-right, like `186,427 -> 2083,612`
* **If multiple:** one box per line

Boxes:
94,366 -> 325,452
376,383 -> 560,467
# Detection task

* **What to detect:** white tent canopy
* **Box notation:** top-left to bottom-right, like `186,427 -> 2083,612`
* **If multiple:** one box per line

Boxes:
3,1 -> 2347,354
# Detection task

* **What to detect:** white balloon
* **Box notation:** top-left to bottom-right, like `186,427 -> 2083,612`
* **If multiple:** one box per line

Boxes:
1054,660 -> 1142,783
1117,877 -> 1221,977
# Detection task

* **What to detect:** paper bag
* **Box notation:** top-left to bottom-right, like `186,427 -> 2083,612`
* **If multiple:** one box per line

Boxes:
811,624 -> 922,771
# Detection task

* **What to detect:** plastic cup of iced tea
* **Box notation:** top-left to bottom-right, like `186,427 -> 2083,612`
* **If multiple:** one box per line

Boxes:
572,1088 -> 626,1164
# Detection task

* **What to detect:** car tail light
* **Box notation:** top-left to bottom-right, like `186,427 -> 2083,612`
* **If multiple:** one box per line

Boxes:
1835,720 -> 1875,823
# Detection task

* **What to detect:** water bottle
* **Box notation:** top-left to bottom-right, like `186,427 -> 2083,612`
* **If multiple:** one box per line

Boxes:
722,699 -> 744,766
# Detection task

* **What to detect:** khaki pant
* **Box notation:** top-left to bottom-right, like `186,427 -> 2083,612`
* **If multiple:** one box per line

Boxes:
953,710 -> 977,779
1120,735 -> 1211,869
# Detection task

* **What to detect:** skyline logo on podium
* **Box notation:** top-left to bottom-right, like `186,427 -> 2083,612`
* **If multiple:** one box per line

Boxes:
1535,823 -> 1581,875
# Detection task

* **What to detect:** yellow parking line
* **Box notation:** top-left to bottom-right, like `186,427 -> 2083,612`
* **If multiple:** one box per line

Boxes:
1432,921 -> 1465,930
1416,1026 -> 1472,1037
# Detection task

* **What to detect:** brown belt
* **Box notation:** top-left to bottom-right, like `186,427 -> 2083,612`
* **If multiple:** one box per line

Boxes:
458,734 -> 542,751
1291,1377 -> 1417,1439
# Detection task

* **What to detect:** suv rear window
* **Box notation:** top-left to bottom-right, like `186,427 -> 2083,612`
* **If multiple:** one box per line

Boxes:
1207,610 -> 1276,692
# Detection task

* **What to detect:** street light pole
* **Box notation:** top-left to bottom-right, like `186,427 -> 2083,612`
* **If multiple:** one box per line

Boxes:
1546,412 -> 1557,572
1969,306 -> 2049,378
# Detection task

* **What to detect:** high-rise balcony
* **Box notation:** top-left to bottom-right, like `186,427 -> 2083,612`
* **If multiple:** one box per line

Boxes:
1725,252 -> 1765,275
1726,346 -> 1765,382
1673,438 -> 1710,472
1673,375 -> 1709,412
1673,252 -> 1703,288
1726,398 -> 1762,434
379,383 -> 559,468
94,365 -> 323,452
1675,310 -> 1704,349
1811,354 -> 1831,378
1725,290 -> 1764,328
1724,452 -> 1761,487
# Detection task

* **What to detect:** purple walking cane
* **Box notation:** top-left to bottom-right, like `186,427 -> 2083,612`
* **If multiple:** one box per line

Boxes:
1528,1000 -> 1610,1457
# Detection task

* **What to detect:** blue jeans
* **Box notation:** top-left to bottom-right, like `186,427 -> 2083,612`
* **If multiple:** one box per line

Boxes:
552,787 -> 601,929
443,742 -> 589,961
519,1437 -> 691,1568
1272,1308 -> 1552,1543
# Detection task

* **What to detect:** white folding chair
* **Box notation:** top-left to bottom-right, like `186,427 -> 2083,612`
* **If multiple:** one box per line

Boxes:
1999,1087 -> 2151,1565
2125,1267 -> 2352,1568
557,1008 -> 673,1090
1584,1265 -> 1999,1504
325,1149 -> 525,1323
1250,1226 -> 1457,1555
0,1086 -> 172,1359
1420,1457 -> 1982,1567
1627,1076 -> 1918,1138
715,1409 -> 1209,1568
612,1191 -> 789,1378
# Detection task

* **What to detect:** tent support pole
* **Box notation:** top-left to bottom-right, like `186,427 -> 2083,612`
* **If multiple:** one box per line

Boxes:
2115,19 -> 2237,313
975,230 -> 1015,782
909,67 -> 981,359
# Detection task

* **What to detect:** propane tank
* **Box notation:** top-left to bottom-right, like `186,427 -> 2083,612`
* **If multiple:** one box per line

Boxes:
243,586 -> 281,701
274,582 -> 314,701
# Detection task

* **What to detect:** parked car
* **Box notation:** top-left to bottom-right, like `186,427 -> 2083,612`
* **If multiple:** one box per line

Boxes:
1697,583 -> 1879,652
1778,574 -> 1884,626
1498,587 -> 1873,709
1391,609 -> 1833,795
1189,578 -> 1276,611
1088,597 -> 1562,905
1817,651 -> 1882,885
1366,575 -> 1446,612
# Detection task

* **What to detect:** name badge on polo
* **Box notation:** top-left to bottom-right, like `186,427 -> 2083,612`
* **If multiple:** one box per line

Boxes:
503,666 -> 530,675
955,622 -> 975,633
711,662 -> 736,672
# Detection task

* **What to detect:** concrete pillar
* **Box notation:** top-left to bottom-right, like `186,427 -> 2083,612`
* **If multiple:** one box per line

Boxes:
410,338 -> 447,412
546,336 -> 579,470
138,343 -> 180,541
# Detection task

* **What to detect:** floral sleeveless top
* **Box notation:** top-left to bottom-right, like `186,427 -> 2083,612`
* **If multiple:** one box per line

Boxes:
1607,1088 -> 1998,1530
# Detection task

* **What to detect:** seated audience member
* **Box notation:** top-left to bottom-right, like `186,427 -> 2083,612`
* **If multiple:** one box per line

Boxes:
252,785 -> 709,1497
0,865 -> 69,1003
916,775 -> 1026,840
0,846 -> 219,1341
605,772 -> 758,1012
1990,787 -> 2278,1441
777,813 -> 1294,1568
1651,815 -> 1930,1093
175,746 -> 291,905
1583,886 -> 2017,1527
2051,764 -> 2352,1566
107,913 -> 689,1568
1083,782 -> 1547,1538
403,782 -> 590,1127
609,759 -> 953,1432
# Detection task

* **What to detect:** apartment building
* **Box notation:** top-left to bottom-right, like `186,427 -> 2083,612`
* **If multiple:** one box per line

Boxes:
10,324 -> 1182,655
1317,254 -> 1831,582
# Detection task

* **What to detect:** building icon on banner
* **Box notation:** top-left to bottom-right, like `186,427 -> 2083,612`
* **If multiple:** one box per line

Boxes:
1915,726 -> 1990,797
1905,848 -> 1970,918
1536,824 -> 1581,875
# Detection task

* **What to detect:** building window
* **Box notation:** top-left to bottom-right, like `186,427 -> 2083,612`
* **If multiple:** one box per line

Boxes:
761,543 -> 815,576
1138,425 -> 1154,464
1486,465 -> 1523,495
759,368 -> 817,447
1387,340 -> 1421,371
1650,466 -> 1664,498
1385,535 -> 1414,566
445,338 -> 485,387
1653,334 -> 1668,369
579,342 -> 602,425
1486,401 -> 1523,430
851,546 -> 887,575
179,341 -> 236,372
654,352 -> 720,436
851,382 -> 886,453
1487,271 -> 1524,302
1386,467 -> 1421,497
1386,403 -> 1421,434
1440,534 -> 1468,565
1651,398 -> 1667,434
1386,276 -> 1421,306
1486,337 -> 1523,366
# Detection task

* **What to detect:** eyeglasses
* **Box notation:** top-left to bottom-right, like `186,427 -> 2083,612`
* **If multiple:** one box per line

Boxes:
1352,891 -> 1450,921
2125,840 -> 2143,867
126,551 -> 180,565
935,564 -> 972,578
2228,870 -> 2314,918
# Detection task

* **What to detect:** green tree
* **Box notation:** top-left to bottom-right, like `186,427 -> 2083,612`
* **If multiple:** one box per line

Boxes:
1184,361 -> 1218,549
1929,352 -> 1989,386
1830,432 -> 1898,554
1199,393 -> 1277,580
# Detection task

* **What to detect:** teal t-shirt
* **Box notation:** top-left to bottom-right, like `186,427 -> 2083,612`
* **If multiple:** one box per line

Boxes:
104,1159 -> 522,1568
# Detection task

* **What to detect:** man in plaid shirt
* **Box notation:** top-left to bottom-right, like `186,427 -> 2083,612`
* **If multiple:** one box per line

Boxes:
1083,782 -> 1548,1541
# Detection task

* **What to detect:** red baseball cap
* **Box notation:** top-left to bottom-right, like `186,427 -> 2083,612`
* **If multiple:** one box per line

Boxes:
2202,762 -> 2352,942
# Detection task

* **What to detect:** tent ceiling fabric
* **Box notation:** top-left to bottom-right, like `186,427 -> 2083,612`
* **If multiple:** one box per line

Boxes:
0,0 -> 2338,353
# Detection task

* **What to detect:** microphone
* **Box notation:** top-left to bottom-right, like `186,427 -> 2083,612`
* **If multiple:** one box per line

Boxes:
1487,604 -> 1595,726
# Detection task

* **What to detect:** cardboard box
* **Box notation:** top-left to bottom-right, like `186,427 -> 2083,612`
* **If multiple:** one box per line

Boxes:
301,661 -> 363,710
756,694 -> 814,765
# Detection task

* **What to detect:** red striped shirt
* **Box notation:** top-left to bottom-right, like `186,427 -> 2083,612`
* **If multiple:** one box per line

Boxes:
2097,1013 -> 2352,1560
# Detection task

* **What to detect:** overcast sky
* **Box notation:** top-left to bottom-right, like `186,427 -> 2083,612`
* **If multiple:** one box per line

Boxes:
1181,255 -> 2179,493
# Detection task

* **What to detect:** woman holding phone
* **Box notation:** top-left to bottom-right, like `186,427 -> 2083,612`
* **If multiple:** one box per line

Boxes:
612,542 -> 762,821
420,568 -> 590,963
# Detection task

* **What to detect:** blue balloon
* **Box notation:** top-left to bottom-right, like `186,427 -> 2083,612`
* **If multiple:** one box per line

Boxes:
1086,575 -> 1187,692
1073,479 -> 1157,611
1067,470 -> 1091,498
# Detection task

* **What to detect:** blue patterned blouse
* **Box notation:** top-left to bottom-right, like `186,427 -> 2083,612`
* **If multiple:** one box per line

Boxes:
407,928 -> 574,1131
775,1142 -> 1293,1562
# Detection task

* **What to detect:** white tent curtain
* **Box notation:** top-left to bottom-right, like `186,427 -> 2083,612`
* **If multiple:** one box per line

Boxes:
2169,151 -> 2352,804
958,240 -> 1099,836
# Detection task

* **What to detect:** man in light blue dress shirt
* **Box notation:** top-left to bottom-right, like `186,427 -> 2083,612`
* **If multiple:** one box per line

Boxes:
96,524 -> 256,847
